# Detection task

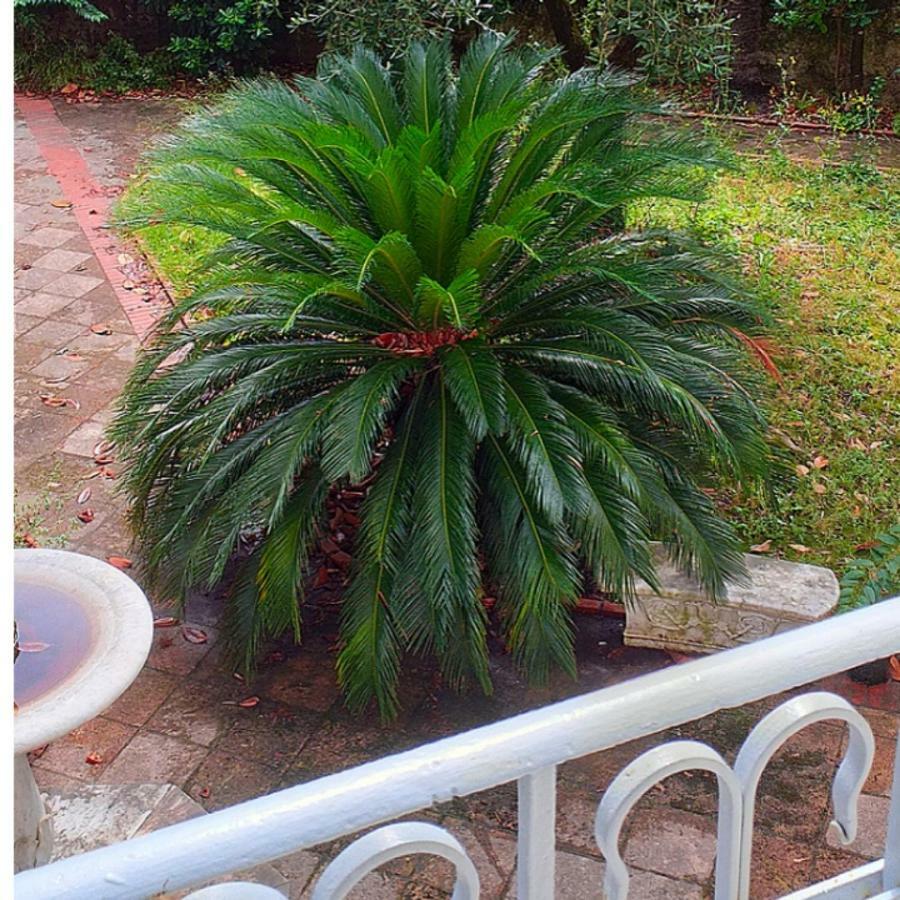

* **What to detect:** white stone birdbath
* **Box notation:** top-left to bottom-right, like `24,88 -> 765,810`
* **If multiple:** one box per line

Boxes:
13,549 -> 153,871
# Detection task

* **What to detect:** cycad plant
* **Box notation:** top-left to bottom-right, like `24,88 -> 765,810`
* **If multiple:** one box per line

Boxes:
113,33 -> 772,716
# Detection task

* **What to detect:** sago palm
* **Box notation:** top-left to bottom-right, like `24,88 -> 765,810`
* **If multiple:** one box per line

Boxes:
113,33 -> 772,716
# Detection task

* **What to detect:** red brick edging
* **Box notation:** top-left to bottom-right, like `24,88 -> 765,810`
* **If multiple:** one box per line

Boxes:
15,95 -> 165,340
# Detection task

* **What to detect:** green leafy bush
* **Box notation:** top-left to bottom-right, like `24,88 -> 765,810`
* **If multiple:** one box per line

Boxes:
13,0 -> 106,24
839,524 -> 900,611
165,0 -> 288,75
113,34 -> 772,716
583,0 -> 734,88
289,0 -> 503,59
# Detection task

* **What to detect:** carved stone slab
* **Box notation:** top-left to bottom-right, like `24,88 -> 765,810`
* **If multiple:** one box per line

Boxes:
624,544 -> 839,654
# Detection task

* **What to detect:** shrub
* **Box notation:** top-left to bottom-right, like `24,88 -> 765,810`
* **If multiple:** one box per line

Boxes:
289,0 -> 504,60
839,524 -> 900,611
113,34 -> 771,716
583,0 -> 734,89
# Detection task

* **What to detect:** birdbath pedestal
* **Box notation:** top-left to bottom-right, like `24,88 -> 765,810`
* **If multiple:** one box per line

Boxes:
14,549 -> 153,871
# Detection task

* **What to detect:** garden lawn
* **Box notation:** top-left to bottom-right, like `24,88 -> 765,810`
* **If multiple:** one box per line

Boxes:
632,134 -> 898,573
123,129 -> 899,578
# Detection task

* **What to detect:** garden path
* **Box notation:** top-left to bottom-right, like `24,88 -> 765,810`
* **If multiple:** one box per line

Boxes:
13,95 -> 899,899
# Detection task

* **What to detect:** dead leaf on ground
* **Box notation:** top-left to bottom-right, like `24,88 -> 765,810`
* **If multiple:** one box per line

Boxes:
51,199 -> 72,209
30,744 -> 48,759
812,456 -> 829,469
154,616 -> 179,628
76,508 -> 95,523
750,540 -> 772,553
795,464 -> 810,477
198,787 -> 211,799
889,656 -> 900,681
788,543 -> 812,553
77,487 -> 92,504
84,752 -> 104,765
90,323 -> 113,336
182,626 -> 208,644
60,83 -> 79,95
122,279 -> 135,290
117,253 -> 133,266
40,394 -> 79,409
238,696 -> 260,708
107,555 -> 132,569
19,641 -> 51,653
812,482 -> 826,495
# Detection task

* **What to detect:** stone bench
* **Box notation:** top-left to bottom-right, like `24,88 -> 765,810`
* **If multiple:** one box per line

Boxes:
624,543 -> 839,654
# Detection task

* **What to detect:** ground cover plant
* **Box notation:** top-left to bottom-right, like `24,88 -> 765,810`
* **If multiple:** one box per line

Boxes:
112,34 -> 775,716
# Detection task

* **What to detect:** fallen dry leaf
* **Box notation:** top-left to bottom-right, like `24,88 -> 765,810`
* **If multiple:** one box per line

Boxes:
122,279 -> 135,290
812,482 -> 826,495
77,487 -> 92,504
182,626 -> 208,644
22,533 -> 38,548
198,786 -> 211,799
107,555 -> 132,569
750,540 -> 772,553
40,394 -> 79,409
84,752 -> 104,765
788,543 -> 812,553
76,508 -> 95,523
795,464 -> 810,477
92,439 -> 114,458
889,656 -> 900,682
51,199 -> 72,209
854,540 -> 878,552
117,253 -> 133,266
30,744 -> 48,759
90,323 -> 113,336
18,641 -> 51,653
60,83 -> 79,95
238,696 -> 260,708
153,616 -> 179,628
812,456 -> 829,469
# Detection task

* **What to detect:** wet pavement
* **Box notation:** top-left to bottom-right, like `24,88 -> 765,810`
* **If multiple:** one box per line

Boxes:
13,95 -> 899,898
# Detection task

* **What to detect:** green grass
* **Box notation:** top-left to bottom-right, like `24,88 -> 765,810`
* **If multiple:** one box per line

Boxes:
632,133 -> 899,572
121,127 -> 899,577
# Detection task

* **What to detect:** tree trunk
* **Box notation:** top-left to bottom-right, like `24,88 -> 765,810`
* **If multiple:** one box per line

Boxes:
726,0 -> 767,93
542,0 -> 590,71
848,27 -> 865,93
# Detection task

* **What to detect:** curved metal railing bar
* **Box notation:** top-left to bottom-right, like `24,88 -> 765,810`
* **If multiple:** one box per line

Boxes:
733,692 -> 876,899
595,740 -> 742,899
309,822 -> 479,900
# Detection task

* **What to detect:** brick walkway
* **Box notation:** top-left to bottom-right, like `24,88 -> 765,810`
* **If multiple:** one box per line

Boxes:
13,97 -> 899,899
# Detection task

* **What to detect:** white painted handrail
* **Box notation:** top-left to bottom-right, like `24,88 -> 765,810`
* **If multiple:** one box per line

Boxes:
15,596 -> 900,899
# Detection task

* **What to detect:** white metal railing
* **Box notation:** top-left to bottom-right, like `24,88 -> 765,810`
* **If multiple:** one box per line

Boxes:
15,597 -> 900,900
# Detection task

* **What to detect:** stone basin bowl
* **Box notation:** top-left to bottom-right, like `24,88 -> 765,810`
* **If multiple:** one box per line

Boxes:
14,548 -> 153,755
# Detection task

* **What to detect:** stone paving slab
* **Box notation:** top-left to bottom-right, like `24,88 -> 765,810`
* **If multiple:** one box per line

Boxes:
14,97 -> 900,899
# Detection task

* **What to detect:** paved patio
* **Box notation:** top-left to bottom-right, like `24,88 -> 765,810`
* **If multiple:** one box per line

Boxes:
13,96 -> 899,899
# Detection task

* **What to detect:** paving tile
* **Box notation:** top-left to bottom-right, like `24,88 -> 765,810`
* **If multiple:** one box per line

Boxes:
419,818 -> 516,898
30,353 -> 94,381
14,313 -> 43,337
622,808 -> 717,883
825,793 -> 888,859
19,226 -> 80,248
33,769 -> 82,794
270,849 -> 321,898
103,667 -> 178,728
146,679 -> 242,747
862,730 -> 897,796
14,410 -> 78,468
31,717 -> 136,782
32,248 -> 92,272
17,318 -> 86,348
101,731 -> 209,787
746,832 -> 815,899
187,749 -> 281,811
15,339 -> 55,372
216,704 -> 323,771
146,622 -> 219,676
133,783 -> 207,836
42,272 -> 104,299
59,419 -> 107,457
14,266 -> 63,291
15,290 -> 79,317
